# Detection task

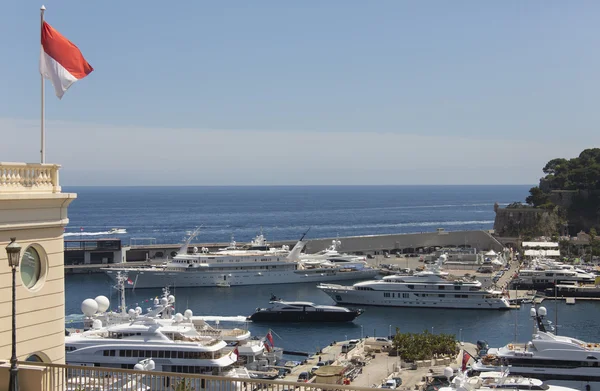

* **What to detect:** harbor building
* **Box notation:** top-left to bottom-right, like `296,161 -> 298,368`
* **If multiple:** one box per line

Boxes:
0,163 -> 76,382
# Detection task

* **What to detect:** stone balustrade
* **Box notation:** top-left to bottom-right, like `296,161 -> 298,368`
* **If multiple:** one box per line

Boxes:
0,162 -> 61,193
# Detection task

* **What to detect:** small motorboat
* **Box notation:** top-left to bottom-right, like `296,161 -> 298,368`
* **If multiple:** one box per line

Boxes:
108,228 -> 127,234
248,295 -> 363,323
216,281 -> 231,288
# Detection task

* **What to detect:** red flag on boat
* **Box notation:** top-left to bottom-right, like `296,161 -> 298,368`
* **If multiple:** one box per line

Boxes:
264,342 -> 271,352
232,347 -> 239,359
266,331 -> 274,346
462,351 -> 472,371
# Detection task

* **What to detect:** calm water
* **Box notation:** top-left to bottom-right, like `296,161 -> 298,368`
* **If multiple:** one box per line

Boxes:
64,185 -> 528,244
62,185 -> 600,355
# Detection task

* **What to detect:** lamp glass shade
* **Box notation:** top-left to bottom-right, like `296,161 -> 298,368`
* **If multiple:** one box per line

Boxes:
6,238 -> 21,268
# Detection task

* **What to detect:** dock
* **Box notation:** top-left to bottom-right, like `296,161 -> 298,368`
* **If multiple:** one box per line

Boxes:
277,338 -> 472,390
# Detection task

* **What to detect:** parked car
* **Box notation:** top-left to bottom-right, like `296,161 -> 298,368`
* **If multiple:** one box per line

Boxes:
380,379 -> 397,389
297,372 -> 310,382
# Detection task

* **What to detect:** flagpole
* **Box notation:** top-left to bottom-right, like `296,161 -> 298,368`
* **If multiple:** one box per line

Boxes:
40,5 -> 46,164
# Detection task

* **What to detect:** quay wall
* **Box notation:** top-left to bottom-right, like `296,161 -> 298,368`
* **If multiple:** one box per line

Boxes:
123,230 -> 504,262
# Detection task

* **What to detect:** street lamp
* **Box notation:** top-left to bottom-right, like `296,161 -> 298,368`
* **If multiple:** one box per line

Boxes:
360,325 -> 364,340
6,237 -> 22,391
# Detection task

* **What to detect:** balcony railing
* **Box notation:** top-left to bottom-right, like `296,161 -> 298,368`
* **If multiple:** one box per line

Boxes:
0,162 -> 61,193
9,361 -> 376,391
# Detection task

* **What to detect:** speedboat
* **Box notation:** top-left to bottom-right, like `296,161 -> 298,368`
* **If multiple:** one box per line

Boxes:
108,228 -> 127,234
247,296 -> 363,322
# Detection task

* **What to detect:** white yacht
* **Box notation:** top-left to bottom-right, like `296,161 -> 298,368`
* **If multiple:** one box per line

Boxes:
66,303 -> 239,376
104,230 -> 378,288
514,262 -> 595,289
436,367 -> 579,391
300,239 -> 369,269
318,259 -> 511,310
471,306 -> 600,390
74,273 -> 279,372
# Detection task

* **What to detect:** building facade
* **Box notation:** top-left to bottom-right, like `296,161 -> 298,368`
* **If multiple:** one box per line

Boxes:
0,162 -> 75,364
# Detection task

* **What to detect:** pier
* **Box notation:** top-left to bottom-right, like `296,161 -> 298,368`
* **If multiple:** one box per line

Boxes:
64,229 -> 504,272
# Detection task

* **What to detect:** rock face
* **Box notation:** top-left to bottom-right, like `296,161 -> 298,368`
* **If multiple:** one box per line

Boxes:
493,205 -> 559,237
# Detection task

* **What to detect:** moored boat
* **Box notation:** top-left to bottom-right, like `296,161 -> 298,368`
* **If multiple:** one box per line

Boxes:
248,296 -> 363,322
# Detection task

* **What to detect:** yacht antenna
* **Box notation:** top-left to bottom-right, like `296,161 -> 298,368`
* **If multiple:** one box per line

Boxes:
299,227 -> 311,241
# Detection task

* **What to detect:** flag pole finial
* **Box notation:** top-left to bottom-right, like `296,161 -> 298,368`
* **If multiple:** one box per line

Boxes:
41,5 -> 46,11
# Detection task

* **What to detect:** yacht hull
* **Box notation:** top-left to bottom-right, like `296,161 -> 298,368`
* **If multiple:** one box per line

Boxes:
105,268 -> 379,289
248,310 -> 361,323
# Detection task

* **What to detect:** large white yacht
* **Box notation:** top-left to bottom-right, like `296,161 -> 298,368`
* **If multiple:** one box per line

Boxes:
471,306 -> 600,390
104,230 -> 378,288
72,273 -> 280,374
513,259 -> 595,289
318,258 -> 511,310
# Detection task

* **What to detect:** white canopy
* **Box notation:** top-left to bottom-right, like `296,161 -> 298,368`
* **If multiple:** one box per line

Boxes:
522,242 -> 559,248
524,249 -> 561,257
485,250 -> 497,256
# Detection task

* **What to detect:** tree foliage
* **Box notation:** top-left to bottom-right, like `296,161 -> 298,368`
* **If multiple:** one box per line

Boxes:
391,330 -> 458,362
535,148 -> 600,191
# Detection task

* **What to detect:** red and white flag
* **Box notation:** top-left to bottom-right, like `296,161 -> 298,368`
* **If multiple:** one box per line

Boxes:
266,331 -> 274,346
231,347 -> 239,360
126,278 -> 134,286
263,342 -> 271,352
461,351 -> 473,371
40,21 -> 93,99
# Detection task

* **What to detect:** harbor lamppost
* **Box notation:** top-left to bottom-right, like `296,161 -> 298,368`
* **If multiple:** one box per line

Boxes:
360,325 -> 363,340
6,237 -> 22,391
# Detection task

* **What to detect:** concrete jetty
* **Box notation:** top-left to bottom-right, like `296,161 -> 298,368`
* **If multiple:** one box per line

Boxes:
279,338 -> 476,390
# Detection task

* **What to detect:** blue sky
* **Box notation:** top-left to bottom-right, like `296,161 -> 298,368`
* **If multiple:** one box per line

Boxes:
1,1 -> 599,185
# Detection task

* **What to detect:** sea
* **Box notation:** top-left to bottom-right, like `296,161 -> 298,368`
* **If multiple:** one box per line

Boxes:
63,185 -> 600,357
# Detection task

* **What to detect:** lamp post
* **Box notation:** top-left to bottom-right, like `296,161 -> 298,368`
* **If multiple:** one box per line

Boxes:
360,325 -> 363,340
6,237 -> 22,391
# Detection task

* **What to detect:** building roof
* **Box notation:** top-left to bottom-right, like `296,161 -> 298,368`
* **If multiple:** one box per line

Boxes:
524,249 -> 560,257
521,242 -> 559,248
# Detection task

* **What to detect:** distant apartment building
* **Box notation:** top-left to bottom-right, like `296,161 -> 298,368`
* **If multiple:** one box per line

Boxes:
0,162 -> 75,364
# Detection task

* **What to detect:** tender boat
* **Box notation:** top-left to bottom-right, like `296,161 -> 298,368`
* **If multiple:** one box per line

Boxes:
108,228 -> 127,234
247,295 -> 363,322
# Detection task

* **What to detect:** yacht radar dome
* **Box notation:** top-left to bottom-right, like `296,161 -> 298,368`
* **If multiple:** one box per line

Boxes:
94,296 -> 110,313
160,297 -> 168,306
444,367 -> 454,379
174,313 -> 184,322
168,295 -> 175,304
135,306 -> 142,314
81,299 -> 99,317
530,307 -> 537,317
538,306 -> 547,317
184,309 -> 193,319
128,309 -> 136,318
92,319 -> 102,330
